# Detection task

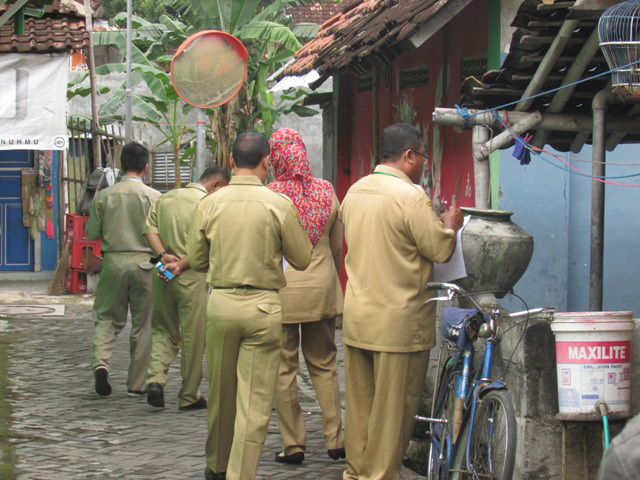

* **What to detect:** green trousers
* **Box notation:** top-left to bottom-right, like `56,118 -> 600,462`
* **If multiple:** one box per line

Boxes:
91,251 -> 154,392
275,318 -> 344,456
146,269 -> 207,407
205,288 -> 282,480
342,346 -> 430,480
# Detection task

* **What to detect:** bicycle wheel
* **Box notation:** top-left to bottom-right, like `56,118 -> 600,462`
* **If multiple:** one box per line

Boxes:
429,360 -> 458,480
449,389 -> 516,480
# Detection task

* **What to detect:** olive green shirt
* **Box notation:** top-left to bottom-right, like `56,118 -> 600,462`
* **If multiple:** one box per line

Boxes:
143,182 -> 207,258
340,164 -> 456,352
87,175 -> 161,253
187,175 -> 312,289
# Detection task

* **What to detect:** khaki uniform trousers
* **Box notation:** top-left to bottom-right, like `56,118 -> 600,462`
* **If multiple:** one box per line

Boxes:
275,318 -> 344,455
91,252 -> 153,392
343,345 -> 430,480
146,269 -> 207,407
205,288 -> 282,480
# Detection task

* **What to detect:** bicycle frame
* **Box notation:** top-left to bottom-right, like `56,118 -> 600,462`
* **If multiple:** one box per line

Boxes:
422,281 -> 553,480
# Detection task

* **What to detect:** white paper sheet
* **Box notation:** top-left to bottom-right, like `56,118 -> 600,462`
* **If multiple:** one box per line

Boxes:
433,215 -> 470,283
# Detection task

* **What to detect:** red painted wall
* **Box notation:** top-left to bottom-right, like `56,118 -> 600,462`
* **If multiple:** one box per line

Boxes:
336,0 -> 488,210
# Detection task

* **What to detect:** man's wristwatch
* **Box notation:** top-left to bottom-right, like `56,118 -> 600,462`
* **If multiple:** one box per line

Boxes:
158,251 -> 168,260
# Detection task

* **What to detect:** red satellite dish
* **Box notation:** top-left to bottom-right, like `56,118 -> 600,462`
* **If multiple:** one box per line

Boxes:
170,31 -> 248,109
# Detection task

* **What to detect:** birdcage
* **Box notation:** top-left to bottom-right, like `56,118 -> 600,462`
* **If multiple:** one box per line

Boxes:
599,0 -> 640,95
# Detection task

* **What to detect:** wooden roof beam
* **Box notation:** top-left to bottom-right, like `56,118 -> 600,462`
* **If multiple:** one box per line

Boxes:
532,28 -> 602,148
516,0 -> 586,112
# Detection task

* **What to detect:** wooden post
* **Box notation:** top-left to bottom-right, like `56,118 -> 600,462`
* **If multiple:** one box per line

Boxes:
84,0 -> 101,169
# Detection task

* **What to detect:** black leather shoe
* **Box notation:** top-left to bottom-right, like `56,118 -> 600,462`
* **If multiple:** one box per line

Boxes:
275,451 -> 304,464
204,466 -> 226,479
179,396 -> 207,411
147,382 -> 164,408
328,447 -> 346,460
94,367 -> 112,396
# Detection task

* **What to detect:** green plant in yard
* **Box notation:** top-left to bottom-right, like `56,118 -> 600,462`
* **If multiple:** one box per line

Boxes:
68,14 -> 195,186
68,0 -> 318,179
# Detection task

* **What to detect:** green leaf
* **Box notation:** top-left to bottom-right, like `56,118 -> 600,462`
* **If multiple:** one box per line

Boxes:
289,105 -> 318,117
230,0 -> 261,30
239,21 -> 301,52
68,71 -> 89,87
131,93 -> 163,123
292,23 -> 320,39
114,33 -> 154,67
99,89 -> 127,118
111,13 -> 153,29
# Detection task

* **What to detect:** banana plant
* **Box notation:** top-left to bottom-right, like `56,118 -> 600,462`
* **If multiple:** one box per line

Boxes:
68,0 -> 319,178
68,14 -> 195,186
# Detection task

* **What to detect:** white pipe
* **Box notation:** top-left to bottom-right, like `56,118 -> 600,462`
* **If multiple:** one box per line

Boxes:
433,108 -> 640,134
472,126 -> 491,209
195,109 -> 207,179
477,112 -> 543,159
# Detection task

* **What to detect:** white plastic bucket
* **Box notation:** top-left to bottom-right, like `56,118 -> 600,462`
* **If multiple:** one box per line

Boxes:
550,311 -> 635,418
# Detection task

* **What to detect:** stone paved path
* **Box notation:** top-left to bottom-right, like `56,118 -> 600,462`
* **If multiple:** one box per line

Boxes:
0,281 -> 424,480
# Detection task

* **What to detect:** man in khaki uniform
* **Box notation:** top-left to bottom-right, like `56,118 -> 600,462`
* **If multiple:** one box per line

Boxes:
143,166 -> 230,410
88,142 -> 161,397
187,132 -> 312,480
340,124 -> 463,480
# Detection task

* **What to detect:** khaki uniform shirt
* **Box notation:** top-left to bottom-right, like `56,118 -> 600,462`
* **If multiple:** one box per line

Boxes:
187,175 -> 312,289
340,164 -> 456,352
87,175 -> 160,253
142,182 -> 207,258
279,194 -> 344,323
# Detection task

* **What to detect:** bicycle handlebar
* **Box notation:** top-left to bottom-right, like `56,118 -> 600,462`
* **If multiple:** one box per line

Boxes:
425,282 -> 555,320
425,282 -> 484,311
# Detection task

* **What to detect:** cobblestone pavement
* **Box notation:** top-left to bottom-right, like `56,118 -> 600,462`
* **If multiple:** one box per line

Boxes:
0,281 -> 424,480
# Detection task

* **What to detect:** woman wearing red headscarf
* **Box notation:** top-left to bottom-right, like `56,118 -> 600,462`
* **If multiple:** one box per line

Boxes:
268,128 -> 345,465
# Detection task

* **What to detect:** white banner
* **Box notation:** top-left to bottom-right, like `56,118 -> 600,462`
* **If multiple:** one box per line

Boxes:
0,53 -> 69,150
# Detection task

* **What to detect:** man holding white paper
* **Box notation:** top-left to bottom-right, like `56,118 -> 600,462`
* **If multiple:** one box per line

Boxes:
340,123 -> 463,480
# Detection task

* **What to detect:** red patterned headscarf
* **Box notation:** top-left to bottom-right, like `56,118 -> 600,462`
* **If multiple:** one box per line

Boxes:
268,128 -> 334,246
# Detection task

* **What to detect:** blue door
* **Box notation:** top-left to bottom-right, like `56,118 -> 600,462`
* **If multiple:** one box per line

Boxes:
0,150 -> 34,271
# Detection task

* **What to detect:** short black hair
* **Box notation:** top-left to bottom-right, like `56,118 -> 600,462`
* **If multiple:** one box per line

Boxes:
120,142 -> 150,173
380,123 -> 422,162
232,132 -> 270,168
199,166 -> 231,182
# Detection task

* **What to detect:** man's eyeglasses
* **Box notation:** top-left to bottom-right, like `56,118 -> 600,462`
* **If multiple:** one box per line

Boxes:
410,149 -> 429,160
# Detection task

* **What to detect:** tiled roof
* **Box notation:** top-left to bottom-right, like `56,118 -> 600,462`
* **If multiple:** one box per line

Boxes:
458,0 -> 626,152
289,2 -> 349,25
285,0 -> 455,76
0,15 -> 88,53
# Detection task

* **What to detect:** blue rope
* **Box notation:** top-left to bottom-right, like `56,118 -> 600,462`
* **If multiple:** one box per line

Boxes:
459,59 -> 640,118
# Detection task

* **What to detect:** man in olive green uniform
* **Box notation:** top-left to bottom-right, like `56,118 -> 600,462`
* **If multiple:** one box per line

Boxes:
143,167 -> 230,410
340,124 -> 463,480
187,132 -> 312,480
88,142 -> 161,397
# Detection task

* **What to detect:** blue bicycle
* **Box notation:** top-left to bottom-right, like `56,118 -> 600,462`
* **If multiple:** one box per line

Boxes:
416,282 -> 554,480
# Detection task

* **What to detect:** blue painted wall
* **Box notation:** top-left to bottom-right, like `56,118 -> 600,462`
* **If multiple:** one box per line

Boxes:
498,143 -> 640,315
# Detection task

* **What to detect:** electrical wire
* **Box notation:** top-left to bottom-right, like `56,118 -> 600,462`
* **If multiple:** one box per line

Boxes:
495,113 -> 640,187
500,290 -> 531,380
454,59 -> 640,122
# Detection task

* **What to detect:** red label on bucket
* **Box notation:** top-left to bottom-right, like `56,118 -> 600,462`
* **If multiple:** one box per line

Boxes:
556,341 -> 631,364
